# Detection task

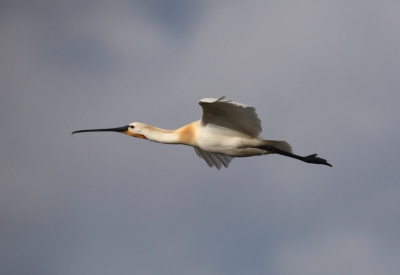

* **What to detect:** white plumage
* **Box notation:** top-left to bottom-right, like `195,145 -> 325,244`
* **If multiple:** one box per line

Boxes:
199,96 -> 261,138
73,97 -> 331,169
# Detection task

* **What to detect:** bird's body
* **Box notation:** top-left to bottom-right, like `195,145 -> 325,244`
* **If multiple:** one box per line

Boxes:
138,120 -> 268,154
73,97 -> 331,169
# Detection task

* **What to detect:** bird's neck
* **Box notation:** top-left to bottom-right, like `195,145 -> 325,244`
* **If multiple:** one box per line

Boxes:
143,127 -> 180,144
143,122 -> 197,146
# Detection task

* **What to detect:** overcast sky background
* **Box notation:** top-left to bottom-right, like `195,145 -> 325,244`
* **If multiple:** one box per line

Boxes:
2,1 -> 400,274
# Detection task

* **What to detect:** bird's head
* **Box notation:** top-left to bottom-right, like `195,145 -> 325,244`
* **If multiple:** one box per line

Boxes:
124,122 -> 148,139
72,122 -> 147,139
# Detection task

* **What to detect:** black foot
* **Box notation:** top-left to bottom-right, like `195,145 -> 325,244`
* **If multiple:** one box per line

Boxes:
303,154 -> 332,167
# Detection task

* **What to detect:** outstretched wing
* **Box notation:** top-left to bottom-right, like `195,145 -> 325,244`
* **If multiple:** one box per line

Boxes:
199,96 -> 262,138
194,147 -> 234,170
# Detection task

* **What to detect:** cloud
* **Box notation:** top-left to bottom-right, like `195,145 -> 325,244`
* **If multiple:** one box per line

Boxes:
1,1 -> 400,275
277,227 -> 400,275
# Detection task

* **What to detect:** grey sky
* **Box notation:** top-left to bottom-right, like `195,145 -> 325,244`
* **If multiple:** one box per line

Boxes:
1,1 -> 400,274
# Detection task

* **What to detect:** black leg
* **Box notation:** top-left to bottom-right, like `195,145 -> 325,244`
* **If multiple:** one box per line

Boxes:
258,145 -> 332,167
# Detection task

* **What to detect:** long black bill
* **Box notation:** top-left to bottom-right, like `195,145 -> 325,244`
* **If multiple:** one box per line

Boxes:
72,125 -> 129,135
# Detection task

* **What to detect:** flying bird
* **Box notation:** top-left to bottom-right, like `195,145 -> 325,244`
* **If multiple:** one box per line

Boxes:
72,97 -> 332,169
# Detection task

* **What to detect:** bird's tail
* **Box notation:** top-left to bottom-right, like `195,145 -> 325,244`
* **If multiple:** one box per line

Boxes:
263,140 -> 292,153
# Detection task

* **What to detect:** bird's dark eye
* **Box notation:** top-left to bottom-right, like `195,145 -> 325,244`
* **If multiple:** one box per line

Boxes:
129,125 -> 134,129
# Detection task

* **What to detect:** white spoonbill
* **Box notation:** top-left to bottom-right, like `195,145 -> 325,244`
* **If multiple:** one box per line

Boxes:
72,97 -> 332,169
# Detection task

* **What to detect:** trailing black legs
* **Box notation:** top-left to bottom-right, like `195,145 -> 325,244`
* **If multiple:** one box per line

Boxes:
258,145 -> 332,167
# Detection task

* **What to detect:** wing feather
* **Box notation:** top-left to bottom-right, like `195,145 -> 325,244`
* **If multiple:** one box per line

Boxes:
215,154 -> 231,168
194,147 -> 234,170
199,96 -> 262,137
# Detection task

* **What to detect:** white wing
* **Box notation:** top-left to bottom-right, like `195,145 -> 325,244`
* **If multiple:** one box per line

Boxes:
199,96 -> 262,138
194,147 -> 234,170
